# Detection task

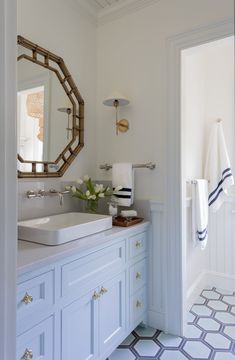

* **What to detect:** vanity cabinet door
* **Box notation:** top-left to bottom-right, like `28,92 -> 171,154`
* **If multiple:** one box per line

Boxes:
61,289 -> 99,360
99,272 -> 126,354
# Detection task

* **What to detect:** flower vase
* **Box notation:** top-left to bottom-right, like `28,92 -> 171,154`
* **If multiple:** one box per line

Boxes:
85,199 -> 99,214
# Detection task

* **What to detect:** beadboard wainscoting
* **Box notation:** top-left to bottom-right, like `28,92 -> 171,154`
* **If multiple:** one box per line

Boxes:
148,201 -> 166,332
186,197 -> 235,310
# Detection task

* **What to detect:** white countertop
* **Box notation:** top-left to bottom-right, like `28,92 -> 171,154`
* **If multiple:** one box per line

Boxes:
18,222 -> 149,276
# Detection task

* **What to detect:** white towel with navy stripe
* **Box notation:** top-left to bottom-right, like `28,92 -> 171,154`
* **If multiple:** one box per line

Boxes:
192,179 -> 208,250
112,163 -> 134,207
204,121 -> 234,212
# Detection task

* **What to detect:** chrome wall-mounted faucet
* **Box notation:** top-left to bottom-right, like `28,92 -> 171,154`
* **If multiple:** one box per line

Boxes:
26,189 -> 70,206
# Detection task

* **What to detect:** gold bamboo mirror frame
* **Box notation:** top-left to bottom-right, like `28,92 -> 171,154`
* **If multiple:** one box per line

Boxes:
17,35 -> 84,178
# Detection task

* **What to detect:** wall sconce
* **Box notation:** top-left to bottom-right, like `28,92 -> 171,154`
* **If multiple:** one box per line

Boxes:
57,107 -> 72,139
103,92 -> 130,135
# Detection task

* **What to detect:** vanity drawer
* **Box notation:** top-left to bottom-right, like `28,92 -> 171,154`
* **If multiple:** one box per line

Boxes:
130,287 -> 147,324
17,270 -> 54,325
130,258 -> 147,295
61,241 -> 125,299
129,232 -> 147,259
17,316 -> 54,360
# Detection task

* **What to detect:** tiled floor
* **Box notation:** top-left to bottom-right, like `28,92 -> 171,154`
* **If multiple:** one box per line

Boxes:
108,288 -> 235,360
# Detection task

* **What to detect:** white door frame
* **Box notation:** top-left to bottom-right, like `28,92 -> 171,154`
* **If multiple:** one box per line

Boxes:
166,18 -> 234,336
0,0 -> 17,358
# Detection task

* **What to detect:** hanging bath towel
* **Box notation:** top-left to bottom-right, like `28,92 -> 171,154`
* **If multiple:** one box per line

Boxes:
204,121 -> 234,212
192,179 -> 209,250
112,163 -> 134,207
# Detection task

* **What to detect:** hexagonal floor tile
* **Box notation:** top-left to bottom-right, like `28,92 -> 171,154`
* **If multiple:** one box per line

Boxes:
109,349 -> 136,360
208,300 -> 228,311
197,317 -> 221,331
231,306 -> 235,315
134,339 -> 160,357
191,305 -> 213,316
187,312 -> 196,323
215,312 -> 235,324
134,325 -> 157,337
183,340 -> 211,359
195,296 -> 206,305
202,290 -> 220,300
214,352 -> 235,360
157,332 -> 182,347
204,333 -> 231,349
160,349 -> 188,360
223,325 -> 235,339
223,296 -> 235,305
216,288 -> 234,295
184,324 -> 202,339
121,333 -> 136,346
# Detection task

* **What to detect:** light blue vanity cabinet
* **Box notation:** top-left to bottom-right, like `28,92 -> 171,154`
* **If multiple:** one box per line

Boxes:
17,223 -> 149,360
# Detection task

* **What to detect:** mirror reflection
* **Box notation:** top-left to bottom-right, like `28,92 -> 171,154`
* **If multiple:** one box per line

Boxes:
17,54 -> 73,163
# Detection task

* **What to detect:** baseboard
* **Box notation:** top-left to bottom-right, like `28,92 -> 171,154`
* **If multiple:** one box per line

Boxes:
204,271 -> 235,292
147,310 -> 166,331
187,271 -> 207,311
187,271 -> 235,310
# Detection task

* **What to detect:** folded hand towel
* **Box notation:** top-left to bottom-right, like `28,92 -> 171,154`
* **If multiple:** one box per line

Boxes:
112,163 -> 134,207
192,179 -> 208,250
204,121 -> 234,212
120,210 -> 137,217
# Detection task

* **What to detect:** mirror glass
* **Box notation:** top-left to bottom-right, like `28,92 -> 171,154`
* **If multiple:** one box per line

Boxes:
17,37 -> 84,177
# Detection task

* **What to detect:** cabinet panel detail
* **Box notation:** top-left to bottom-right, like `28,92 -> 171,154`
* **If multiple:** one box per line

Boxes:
129,232 -> 147,259
62,241 -> 125,298
99,272 -> 126,354
17,270 -> 54,324
62,289 -> 98,360
17,316 -> 54,360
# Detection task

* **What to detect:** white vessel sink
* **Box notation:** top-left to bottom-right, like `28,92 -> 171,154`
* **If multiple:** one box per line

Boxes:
18,212 -> 112,246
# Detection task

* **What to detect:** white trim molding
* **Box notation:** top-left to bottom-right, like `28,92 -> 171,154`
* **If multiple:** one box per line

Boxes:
148,201 -> 166,331
76,0 -> 160,26
0,0 -> 17,358
166,18 -> 234,336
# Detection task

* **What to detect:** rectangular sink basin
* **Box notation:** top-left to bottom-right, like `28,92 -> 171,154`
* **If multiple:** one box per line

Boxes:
18,212 -> 112,246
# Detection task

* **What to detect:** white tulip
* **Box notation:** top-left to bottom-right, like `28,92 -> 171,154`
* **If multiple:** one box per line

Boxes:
83,175 -> 89,181
94,184 -> 100,193
65,185 -> 71,190
76,178 -> 83,185
98,193 -> 104,198
71,186 -> 77,193
91,195 -> 96,200
86,190 -> 90,197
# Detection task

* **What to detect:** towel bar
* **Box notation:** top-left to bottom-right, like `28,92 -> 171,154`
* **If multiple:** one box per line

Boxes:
99,162 -> 156,171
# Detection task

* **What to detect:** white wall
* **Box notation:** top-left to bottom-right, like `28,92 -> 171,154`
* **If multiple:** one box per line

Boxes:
96,0 -> 233,201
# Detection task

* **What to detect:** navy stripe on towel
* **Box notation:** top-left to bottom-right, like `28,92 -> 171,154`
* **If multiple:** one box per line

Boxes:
197,228 -> 207,241
115,194 -> 131,199
113,187 -> 131,192
208,168 -> 232,201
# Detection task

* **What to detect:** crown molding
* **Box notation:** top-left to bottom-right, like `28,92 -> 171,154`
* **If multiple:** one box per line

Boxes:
97,0 -> 160,26
75,0 -> 160,27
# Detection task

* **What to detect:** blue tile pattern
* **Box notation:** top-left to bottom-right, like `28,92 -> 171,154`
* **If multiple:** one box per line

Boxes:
108,288 -> 235,359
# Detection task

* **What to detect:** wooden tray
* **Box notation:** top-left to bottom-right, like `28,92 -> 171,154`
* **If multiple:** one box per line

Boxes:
112,216 -> 144,227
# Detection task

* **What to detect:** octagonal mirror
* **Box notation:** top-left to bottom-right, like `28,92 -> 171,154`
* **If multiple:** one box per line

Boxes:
17,36 -> 84,178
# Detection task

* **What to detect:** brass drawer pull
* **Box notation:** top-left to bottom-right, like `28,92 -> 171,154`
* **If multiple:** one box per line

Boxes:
22,292 -> 33,305
136,272 -> 142,280
22,348 -> 33,360
136,300 -> 142,308
99,287 -> 108,295
135,240 -> 142,248
92,291 -> 100,300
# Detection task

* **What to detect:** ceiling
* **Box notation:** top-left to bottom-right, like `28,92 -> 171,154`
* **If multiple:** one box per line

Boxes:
76,0 -> 159,25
